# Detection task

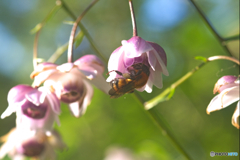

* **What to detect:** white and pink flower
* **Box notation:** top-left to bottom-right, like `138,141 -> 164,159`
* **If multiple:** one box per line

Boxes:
107,36 -> 169,93
1,85 -> 60,133
31,55 -> 109,117
0,128 -> 65,160
207,75 -> 239,129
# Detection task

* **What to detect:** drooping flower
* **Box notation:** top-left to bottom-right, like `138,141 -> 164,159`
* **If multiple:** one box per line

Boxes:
107,36 -> 169,93
1,85 -> 60,132
0,128 -> 66,160
30,55 -> 109,117
207,75 -> 239,129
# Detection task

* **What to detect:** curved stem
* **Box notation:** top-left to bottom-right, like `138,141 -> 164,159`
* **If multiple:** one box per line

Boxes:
67,0 -> 99,63
129,0 -> 138,37
208,55 -> 240,65
145,55 -> 240,110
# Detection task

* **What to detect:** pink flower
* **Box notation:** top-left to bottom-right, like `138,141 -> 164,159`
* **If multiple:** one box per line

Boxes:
31,55 -> 109,117
107,36 -> 169,93
1,85 -> 60,132
207,75 -> 239,129
0,128 -> 66,160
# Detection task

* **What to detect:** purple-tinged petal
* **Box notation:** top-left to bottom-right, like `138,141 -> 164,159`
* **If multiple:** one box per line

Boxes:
77,66 -> 97,80
122,36 -> 152,58
107,46 -> 124,72
39,87 -> 61,115
148,41 -> 167,66
107,48 -> 127,82
68,80 -> 93,118
232,102 -> 239,129
74,54 -> 105,75
25,89 -> 46,106
7,85 -> 34,104
147,49 -> 168,76
213,75 -> 238,94
207,86 -> 239,114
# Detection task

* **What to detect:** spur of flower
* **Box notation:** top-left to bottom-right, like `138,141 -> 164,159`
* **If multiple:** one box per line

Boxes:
0,128 -> 65,160
207,75 -> 239,129
1,85 -> 60,132
30,55 -> 109,117
107,36 -> 169,95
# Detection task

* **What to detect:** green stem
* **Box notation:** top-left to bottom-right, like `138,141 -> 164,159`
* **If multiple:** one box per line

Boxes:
223,35 -> 240,41
145,55 -> 240,110
60,0 -> 108,64
133,93 -> 192,160
188,0 -> 232,55
145,62 -> 206,110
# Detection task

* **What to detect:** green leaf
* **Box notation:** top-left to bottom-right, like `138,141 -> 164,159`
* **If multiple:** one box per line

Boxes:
74,31 -> 84,49
166,88 -> 175,100
194,56 -> 208,62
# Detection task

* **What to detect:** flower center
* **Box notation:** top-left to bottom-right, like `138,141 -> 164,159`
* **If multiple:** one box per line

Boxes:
22,100 -> 47,119
61,90 -> 82,103
21,140 -> 45,157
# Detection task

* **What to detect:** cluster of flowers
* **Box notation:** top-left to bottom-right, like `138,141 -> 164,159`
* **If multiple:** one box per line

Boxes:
0,55 -> 110,159
0,35 -> 169,159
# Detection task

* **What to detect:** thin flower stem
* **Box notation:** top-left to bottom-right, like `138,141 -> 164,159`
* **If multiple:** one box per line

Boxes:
145,55 -> 240,110
32,3 -> 62,69
129,0 -> 138,37
144,62 -> 206,110
188,0 -> 232,55
68,0 -> 99,63
223,35 -> 240,41
133,93 -> 192,160
207,55 -> 240,65
61,0 -> 108,64
33,30 -> 41,70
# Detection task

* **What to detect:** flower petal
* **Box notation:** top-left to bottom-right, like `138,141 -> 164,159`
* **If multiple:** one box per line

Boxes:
150,63 -> 163,89
41,87 -> 60,115
80,80 -> 94,117
74,54 -> 105,75
68,101 -> 81,117
30,62 -> 57,79
107,47 -> 127,82
232,102 -> 239,129
122,36 -> 152,58
32,69 -> 57,87
207,86 -> 239,114
56,63 -> 74,72
25,89 -> 45,106
147,50 -> 169,76
1,100 -> 25,119
7,85 -> 34,104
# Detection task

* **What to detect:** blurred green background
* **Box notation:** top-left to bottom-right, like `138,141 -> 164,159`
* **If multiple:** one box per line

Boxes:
0,0 -> 239,160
